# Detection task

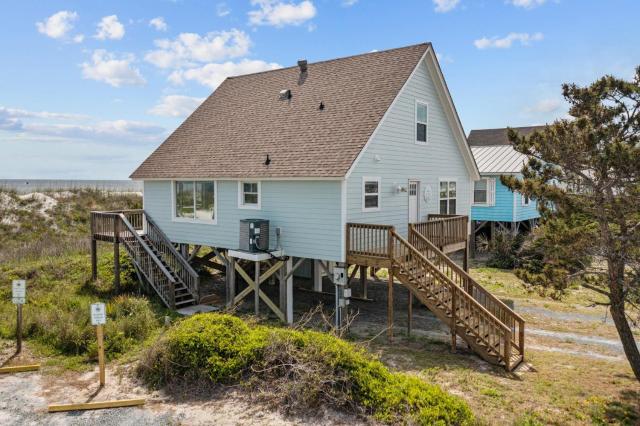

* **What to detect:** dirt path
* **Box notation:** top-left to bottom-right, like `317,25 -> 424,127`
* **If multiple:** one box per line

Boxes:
0,352 -> 363,426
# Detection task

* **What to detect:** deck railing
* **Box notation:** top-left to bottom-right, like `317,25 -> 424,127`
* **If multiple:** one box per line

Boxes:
346,223 -> 394,260
390,230 -> 515,369
118,214 -> 177,308
412,215 -> 468,249
144,212 -> 200,301
408,226 -> 525,357
90,209 -> 200,307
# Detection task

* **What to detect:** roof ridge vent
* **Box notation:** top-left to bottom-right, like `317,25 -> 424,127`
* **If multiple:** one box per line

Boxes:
297,59 -> 308,73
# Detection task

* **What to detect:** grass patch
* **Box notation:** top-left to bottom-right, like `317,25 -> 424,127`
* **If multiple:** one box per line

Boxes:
138,313 -> 474,425
0,252 -> 167,363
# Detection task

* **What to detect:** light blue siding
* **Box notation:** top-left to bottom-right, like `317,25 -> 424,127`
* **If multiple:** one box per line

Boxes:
514,191 -> 540,222
346,57 -> 472,237
143,180 -> 343,261
471,174 -> 540,222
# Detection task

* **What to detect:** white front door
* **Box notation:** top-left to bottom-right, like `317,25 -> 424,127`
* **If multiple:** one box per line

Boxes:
408,180 -> 419,223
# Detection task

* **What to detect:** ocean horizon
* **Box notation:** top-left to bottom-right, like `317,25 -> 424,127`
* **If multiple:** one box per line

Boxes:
0,179 -> 143,194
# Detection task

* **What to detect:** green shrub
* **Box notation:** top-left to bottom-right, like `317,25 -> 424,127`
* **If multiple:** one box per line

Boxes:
139,313 -> 474,425
0,254 -> 161,359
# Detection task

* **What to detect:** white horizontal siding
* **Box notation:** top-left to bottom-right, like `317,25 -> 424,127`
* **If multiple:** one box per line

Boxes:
346,57 -> 472,237
144,180 -> 343,261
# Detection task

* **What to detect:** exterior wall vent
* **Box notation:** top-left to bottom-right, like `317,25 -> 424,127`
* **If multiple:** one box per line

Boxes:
279,89 -> 292,100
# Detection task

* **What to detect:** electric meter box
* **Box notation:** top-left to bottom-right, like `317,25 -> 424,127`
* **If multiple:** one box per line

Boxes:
239,219 -> 270,253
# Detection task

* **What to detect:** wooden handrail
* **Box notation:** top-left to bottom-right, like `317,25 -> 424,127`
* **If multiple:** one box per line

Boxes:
412,215 -> 468,249
409,225 -> 525,355
390,230 -> 513,359
117,214 -> 177,308
346,223 -> 395,259
118,214 -> 175,281
143,211 -> 200,301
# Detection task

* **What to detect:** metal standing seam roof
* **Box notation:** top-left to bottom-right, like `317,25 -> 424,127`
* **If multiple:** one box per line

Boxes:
470,145 -> 529,174
131,43 -> 432,179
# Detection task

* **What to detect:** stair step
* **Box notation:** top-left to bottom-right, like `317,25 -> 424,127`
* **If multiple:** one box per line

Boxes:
175,298 -> 196,306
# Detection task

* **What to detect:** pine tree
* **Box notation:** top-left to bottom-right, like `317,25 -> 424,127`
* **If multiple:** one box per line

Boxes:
502,67 -> 640,380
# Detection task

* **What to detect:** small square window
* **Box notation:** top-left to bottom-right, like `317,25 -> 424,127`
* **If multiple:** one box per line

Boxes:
362,178 -> 381,212
239,181 -> 261,209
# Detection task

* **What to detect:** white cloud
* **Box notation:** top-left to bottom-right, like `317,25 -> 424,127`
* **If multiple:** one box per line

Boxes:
73,34 -> 85,43
0,106 -> 165,144
145,29 -> 251,69
95,15 -> 125,40
148,95 -> 205,117
436,52 -> 454,64
0,106 -> 87,121
81,50 -> 146,87
433,0 -> 460,13
508,0 -> 547,9
149,17 -> 168,31
217,3 -> 231,17
36,11 -> 79,40
474,32 -> 543,49
342,0 -> 358,6
0,106 -> 167,178
169,59 -> 282,89
526,98 -> 561,114
248,0 -> 316,27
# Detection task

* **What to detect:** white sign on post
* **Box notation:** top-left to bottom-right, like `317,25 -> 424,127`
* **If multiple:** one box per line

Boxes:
12,280 -> 26,305
90,303 -> 106,326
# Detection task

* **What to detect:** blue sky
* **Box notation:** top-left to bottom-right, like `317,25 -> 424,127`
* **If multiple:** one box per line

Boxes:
1,0 -> 638,179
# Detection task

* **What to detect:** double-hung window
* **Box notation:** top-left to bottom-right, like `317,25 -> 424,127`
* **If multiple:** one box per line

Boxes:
362,177 -> 381,212
415,101 -> 428,144
174,181 -> 216,223
439,180 -> 457,214
238,181 -> 261,209
474,178 -> 495,206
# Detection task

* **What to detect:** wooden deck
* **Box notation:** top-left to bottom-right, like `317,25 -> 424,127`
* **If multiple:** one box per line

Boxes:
90,210 -> 200,309
346,215 -> 469,268
345,216 -> 525,371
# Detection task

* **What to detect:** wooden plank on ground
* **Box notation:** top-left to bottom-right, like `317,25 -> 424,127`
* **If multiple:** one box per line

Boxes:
0,364 -> 40,374
48,399 -> 146,413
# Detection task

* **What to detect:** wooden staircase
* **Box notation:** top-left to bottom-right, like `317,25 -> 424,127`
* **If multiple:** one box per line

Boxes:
347,219 -> 525,371
91,210 -> 200,309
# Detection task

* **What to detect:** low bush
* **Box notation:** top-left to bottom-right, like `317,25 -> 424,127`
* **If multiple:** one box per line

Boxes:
477,230 -> 524,269
138,313 -> 473,425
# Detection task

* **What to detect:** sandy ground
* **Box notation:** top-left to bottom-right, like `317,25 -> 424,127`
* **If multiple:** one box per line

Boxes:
0,359 -> 364,426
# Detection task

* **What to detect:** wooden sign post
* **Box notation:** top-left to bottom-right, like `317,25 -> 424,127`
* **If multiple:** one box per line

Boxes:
12,280 -> 26,353
90,303 -> 107,386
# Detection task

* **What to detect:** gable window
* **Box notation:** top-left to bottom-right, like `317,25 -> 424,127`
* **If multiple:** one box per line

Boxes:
174,181 -> 216,223
439,180 -> 456,214
415,101 -> 428,144
238,181 -> 261,209
362,177 -> 381,212
474,178 -> 495,206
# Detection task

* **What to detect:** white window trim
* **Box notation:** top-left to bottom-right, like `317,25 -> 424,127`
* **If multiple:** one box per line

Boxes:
238,181 -> 262,210
415,99 -> 429,145
171,179 -> 218,225
362,177 -> 381,212
521,193 -> 531,207
473,177 -> 496,207
438,178 -> 457,215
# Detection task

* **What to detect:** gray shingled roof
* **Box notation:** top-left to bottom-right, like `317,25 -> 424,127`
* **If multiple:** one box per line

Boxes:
131,43 -> 431,179
467,126 -> 544,147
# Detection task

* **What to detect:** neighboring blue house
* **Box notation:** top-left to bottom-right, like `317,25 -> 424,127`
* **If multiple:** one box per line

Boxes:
468,127 -> 541,251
